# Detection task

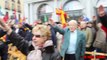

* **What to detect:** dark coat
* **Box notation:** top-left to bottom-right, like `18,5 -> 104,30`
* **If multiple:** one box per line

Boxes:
0,40 -> 8,60
0,29 -> 6,37
48,24 -> 57,47
99,15 -> 107,28
7,31 -> 61,60
99,14 -> 107,37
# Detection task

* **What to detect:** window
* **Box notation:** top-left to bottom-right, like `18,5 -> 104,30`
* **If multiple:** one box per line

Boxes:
17,5 -> 21,13
18,14 -> 21,20
5,0 -> 10,10
38,4 -> 53,23
12,3 -> 15,11
63,1 -> 84,21
39,13 -> 52,23
12,0 -> 15,2
18,0 -> 20,4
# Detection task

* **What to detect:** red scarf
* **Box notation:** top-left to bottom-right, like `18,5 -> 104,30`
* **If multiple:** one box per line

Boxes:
101,25 -> 107,37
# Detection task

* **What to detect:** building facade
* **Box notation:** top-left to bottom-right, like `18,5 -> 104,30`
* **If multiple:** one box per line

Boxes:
24,0 -> 107,24
0,0 -> 24,20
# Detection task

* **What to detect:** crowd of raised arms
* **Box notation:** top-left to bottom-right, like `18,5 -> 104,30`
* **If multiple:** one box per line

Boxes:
0,5 -> 107,60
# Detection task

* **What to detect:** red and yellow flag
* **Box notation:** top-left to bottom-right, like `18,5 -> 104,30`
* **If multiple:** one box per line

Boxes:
0,35 -> 6,42
56,8 -> 69,28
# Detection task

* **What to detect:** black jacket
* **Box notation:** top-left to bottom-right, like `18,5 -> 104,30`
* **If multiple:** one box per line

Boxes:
99,15 -> 107,28
7,31 -> 61,60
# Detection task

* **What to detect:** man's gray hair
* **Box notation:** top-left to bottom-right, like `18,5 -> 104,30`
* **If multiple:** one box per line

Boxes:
68,20 -> 78,26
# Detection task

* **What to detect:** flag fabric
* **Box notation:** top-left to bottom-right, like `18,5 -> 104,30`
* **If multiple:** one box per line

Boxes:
0,35 -> 6,42
56,8 -> 68,28
3,12 -> 9,23
13,9 -> 19,24
15,18 -> 19,24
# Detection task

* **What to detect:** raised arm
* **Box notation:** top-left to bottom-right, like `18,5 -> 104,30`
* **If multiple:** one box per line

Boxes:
97,5 -> 107,28
49,19 -> 65,35
0,18 -> 29,55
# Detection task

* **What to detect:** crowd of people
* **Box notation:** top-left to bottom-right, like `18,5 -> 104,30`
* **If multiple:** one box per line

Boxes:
0,5 -> 107,60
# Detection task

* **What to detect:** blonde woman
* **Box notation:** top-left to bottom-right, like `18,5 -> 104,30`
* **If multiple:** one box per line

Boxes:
0,19 -> 61,60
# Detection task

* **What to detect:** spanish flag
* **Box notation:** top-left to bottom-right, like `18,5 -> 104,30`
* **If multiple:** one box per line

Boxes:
56,8 -> 69,28
0,35 -> 6,42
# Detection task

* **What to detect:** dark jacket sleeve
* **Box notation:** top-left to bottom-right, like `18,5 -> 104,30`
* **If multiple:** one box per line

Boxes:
8,31 -> 29,55
99,15 -> 107,28
24,23 -> 33,30
0,29 -> 6,37
53,26 -> 65,35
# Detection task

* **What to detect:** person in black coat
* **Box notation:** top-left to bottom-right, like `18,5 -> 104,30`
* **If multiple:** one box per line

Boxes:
0,20 -> 61,60
0,40 -> 8,60
97,5 -> 107,37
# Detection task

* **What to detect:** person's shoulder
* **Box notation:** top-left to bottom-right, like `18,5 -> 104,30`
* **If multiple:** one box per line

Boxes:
51,48 -> 61,60
77,30 -> 85,35
86,27 -> 92,31
64,27 -> 70,31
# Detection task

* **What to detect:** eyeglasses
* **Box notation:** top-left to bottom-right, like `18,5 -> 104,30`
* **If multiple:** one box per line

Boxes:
33,35 -> 44,38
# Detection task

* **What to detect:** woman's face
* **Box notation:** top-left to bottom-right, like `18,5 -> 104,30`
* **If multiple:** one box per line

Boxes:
32,31 -> 46,47
80,22 -> 87,29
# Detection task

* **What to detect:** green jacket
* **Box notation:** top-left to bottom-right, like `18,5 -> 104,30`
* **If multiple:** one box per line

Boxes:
53,26 -> 86,60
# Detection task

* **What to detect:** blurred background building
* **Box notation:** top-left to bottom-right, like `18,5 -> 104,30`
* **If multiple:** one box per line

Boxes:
24,0 -> 107,24
0,0 -> 24,22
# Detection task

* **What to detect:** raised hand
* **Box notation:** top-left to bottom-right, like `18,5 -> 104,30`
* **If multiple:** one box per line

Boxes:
97,5 -> 105,17
48,18 -> 56,26
92,16 -> 97,21
0,18 -> 12,35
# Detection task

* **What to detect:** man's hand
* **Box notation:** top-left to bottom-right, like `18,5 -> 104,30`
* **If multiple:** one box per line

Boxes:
48,19 -> 56,26
92,16 -> 97,21
97,5 -> 106,17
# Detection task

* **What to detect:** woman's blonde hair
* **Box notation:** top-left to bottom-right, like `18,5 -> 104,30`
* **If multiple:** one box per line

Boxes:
32,25 -> 51,40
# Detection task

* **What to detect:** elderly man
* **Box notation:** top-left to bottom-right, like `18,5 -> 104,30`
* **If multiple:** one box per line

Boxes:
51,20 -> 86,60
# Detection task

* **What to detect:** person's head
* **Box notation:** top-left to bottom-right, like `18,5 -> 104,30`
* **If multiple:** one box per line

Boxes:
97,22 -> 102,28
87,22 -> 93,27
18,22 -> 23,28
68,20 -> 78,32
92,16 -> 97,21
32,25 -> 51,47
80,21 -> 87,29
78,16 -> 83,23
